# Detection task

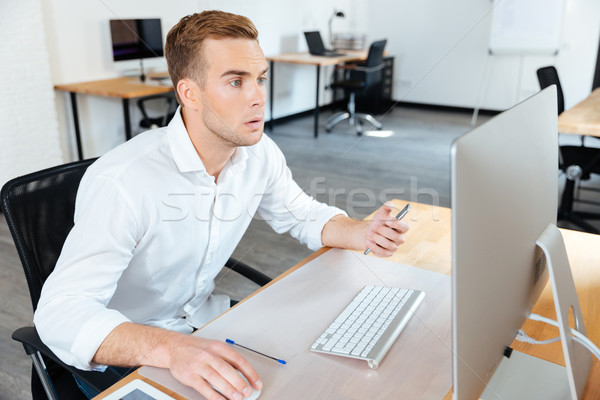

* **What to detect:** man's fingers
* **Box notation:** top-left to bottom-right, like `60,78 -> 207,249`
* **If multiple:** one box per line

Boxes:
373,224 -> 406,245
214,360 -> 256,398
366,238 -> 395,258
367,230 -> 400,255
168,338 -> 260,399
219,344 -> 262,390
184,372 -> 225,400
374,231 -> 400,251
205,366 -> 245,400
377,203 -> 395,220
385,219 -> 410,233
204,345 -> 256,398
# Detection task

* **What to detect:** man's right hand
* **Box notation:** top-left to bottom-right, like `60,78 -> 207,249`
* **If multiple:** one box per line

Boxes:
93,323 -> 262,400
167,334 -> 262,400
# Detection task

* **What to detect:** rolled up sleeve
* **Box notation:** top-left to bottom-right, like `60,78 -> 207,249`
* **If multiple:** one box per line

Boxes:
257,138 -> 347,251
34,174 -> 139,371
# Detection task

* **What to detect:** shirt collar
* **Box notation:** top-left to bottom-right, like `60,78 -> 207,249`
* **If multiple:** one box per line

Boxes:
229,144 -> 248,174
167,106 -> 249,174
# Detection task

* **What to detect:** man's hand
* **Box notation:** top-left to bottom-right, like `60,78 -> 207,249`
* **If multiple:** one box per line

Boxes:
93,323 -> 262,400
167,335 -> 262,400
321,202 -> 409,257
364,202 -> 409,257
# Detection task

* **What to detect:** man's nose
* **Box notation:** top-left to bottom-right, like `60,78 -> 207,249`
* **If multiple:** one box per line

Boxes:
248,82 -> 266,108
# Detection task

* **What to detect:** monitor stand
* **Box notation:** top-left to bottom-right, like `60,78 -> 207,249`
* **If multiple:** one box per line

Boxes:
536,223 -> 593,399
480,349 -> 570,399
481,223 -> 592,400
138,59 -> 146,82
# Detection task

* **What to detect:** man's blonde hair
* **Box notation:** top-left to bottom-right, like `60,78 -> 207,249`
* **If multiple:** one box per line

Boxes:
165,10 -> 259,104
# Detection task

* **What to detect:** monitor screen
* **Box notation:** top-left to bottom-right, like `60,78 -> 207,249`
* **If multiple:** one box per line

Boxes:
110,19 -> 163,61
451,87 -> 558,399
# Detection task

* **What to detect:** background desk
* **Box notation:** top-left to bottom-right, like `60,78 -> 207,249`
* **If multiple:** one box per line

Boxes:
266,50 -> 371,138
93,201 -> 599,399
556,88 -> 600,232
558,87 -> 600,138
55,76 -> 173,160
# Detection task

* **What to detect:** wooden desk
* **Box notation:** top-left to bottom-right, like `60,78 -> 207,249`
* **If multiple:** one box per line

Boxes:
558,88 -> 600,138
266,50 -> 370,138
556,88 -> 600,233
55,75 -> 173,160
94,201 -> 599,399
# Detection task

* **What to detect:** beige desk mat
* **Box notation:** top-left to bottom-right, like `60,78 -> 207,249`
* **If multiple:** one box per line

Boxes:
140,249 -> 452,399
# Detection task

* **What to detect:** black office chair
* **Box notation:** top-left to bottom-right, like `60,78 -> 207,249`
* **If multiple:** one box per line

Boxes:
1,159 -> 271,400
137,93 -> 177,130
537,66 -> 600,234
326,39 -> 387,136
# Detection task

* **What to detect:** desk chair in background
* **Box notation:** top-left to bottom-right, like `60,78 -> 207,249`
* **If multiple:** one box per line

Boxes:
537,66 -> 600,234
326,39 -> 387,136
1,160 -> 271,400
137,93 -> 177,130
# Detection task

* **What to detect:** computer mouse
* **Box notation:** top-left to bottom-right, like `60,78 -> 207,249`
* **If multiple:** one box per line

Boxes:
237,370 -> 261,400
211,371 -> 261,400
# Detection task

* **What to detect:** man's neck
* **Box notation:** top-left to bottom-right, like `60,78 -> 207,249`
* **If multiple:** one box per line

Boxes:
181,107 -> 235,181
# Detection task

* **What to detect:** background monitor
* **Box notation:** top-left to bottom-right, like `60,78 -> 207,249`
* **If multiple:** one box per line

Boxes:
451,87 -> 558,399
110,18 -> 164,62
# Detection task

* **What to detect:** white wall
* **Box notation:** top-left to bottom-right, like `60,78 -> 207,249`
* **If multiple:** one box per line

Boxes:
41,0 -> 366,160
367,0 -> 600,111
0,0 -> 63,188
41,0 -> 200,160
203,0 -> 368,119
37,0 -> 600,161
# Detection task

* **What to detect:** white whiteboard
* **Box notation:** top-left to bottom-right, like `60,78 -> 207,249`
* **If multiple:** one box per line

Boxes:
489,0 -> 566,55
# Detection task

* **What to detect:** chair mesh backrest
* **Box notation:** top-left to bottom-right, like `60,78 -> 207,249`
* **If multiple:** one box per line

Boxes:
364,39 -> 387,68
1,159 -> 95,310
536,66 -> 565,114
348,39 -> 387,86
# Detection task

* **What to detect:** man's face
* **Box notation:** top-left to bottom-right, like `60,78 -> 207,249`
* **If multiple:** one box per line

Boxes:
195,38 -> 269,147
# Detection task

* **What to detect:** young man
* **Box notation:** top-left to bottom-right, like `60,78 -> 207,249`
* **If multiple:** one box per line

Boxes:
34,10 -> 408,400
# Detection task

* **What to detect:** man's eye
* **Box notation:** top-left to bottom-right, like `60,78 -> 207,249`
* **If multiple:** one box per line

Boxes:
229,79 -> 242,87
257,76 -> 267,85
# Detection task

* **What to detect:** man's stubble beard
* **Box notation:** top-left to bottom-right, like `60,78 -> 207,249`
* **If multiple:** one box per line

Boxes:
200,97 -> 263,148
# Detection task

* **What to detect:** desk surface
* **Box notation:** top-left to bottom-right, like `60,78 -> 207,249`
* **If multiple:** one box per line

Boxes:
266,50 -> 370,67
94,201 -> 599,399
54,75 -> 173,99
558,88 -> 600,137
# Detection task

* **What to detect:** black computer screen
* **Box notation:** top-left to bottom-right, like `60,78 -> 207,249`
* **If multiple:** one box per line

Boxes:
110,19 -> 163,61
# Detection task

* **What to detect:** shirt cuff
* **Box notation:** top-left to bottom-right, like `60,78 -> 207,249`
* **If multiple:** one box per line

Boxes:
71,310 -> 131,371
305,206 -> 348,251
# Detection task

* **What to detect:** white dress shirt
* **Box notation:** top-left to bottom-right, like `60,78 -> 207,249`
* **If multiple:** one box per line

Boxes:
34,109 -> 346,371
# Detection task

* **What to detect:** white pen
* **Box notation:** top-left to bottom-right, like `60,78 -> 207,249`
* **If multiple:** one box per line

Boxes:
364,203 -> 410,255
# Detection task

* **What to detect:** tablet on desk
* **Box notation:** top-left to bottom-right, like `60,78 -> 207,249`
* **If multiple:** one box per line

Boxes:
102,379 -> 175,400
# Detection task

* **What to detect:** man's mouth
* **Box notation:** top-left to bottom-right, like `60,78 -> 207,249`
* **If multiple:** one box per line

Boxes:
245,117 -> 264,129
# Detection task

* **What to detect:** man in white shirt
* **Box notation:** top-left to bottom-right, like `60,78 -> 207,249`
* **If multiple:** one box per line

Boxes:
34,10 -> 409,400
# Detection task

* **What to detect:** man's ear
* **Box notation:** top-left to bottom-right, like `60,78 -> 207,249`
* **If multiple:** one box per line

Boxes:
176,79 -> 201,110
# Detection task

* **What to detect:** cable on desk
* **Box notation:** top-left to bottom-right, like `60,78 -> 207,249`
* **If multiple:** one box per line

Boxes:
513,313 -> 600,361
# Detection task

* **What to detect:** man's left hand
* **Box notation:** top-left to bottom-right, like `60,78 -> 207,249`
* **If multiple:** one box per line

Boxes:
364,202 -> 410,257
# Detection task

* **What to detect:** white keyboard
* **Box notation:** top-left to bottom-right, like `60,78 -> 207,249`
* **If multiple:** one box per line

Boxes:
310,285 -> 425,369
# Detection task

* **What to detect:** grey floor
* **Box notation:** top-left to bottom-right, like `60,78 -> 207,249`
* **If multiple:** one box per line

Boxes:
2,105 -> 599,399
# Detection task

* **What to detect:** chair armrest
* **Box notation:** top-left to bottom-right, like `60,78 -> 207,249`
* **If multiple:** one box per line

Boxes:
12,326 -> 124,393
13,326 -> 56,357
334,63 -> 385,73
224,258 -> 272,287
353,64 -> 386,73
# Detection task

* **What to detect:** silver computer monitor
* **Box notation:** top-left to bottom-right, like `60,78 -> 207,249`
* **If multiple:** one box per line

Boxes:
451,87 -> 558,399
